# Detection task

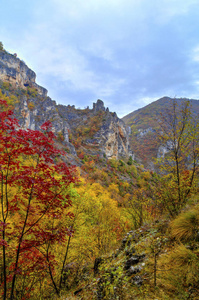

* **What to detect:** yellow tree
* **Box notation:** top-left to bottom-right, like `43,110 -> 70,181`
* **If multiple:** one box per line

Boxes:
55,180 -> 128,274
155,100 -> 199,216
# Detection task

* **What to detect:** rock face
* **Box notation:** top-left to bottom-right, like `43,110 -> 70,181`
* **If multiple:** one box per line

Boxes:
0,50 -> 47,97
157,140 -> 174,159
14,95 -> 70,142
93,110 -> 130,159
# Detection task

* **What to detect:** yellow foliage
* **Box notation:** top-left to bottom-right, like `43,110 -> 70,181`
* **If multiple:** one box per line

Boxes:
2,81 -> 10,90
108,158 -> 118,168
130,164 -> 137,177
0,88 -> 16,108
27,101 -> 35,110
171,207 -> 199,242
60,178 -> 129,264
122,181 -> 130,189
91,169 -> 108,181
137,178 -> 145,188
124,193 -> 131,201
108,183 -> 119,194
142,171 -> 151,181
159,244 -> 199,289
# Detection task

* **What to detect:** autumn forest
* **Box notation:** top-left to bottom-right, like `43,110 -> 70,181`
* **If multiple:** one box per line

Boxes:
0,56 -> 199,299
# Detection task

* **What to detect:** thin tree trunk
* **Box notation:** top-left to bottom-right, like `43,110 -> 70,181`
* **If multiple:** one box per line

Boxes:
154,253 -> 158,287
59,234 -> 72,290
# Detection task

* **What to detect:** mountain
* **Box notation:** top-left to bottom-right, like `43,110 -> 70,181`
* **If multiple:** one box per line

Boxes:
0,49 -> 131,163
1,47 -> 199,171
122,97 -> 199,169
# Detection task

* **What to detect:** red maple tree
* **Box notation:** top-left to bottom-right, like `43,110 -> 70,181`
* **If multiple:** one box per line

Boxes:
0,100 -> 76,299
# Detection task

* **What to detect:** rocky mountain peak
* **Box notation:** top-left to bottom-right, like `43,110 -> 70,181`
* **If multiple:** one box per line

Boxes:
93,99 -> 109,113
0,50 -> 47,97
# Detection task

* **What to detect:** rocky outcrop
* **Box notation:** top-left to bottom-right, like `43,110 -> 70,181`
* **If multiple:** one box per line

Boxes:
137,127 -> 155,138
93,99 -> 109,113
157,140 -> 174,158
0,50 -> 47,97
57,100 -> 132,160
93,110 -> 131,159
95,229 -> 147,300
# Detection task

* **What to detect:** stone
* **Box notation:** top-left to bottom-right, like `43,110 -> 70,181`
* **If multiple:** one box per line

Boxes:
128,265 -> 142,275
124,254 -> 145,270
132,275 -> 143,286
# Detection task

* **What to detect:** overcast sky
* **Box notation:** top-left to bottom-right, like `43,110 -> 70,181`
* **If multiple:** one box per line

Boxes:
1,0 -> 199,117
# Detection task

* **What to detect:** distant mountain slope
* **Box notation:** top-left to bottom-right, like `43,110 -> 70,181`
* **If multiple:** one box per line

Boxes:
122,97 -> 199,169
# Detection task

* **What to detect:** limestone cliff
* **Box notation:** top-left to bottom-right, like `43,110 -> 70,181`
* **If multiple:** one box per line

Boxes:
0,50 -> 47,97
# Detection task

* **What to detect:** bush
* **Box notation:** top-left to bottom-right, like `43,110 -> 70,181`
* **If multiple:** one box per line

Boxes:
159,244 -> 199,297
171,207 -> 199,243
0,41 -> 4,51
127,156 -> 133,165
27,101 -> 35,110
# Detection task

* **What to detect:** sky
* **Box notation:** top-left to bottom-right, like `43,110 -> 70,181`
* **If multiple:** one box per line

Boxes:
1,0 -> 199,117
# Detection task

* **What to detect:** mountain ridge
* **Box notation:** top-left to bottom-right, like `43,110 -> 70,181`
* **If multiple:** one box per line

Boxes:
0,49 -> 131,162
